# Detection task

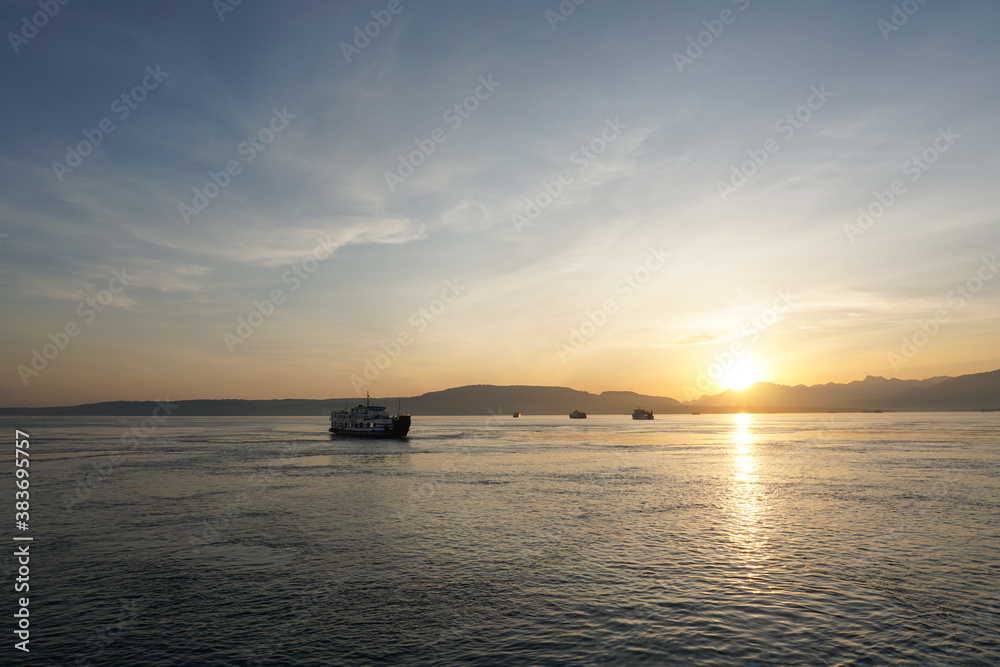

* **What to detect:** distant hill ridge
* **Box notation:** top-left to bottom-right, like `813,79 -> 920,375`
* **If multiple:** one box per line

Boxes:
689,375 -> 949,408
1,369 -> 998,415
689,369 -> 1000,411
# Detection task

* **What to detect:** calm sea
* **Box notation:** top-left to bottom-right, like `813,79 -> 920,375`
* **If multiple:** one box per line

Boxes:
5,413 -> 999,665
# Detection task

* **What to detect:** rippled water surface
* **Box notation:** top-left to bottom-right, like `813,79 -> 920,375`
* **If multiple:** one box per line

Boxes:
7,413 -> 1000,665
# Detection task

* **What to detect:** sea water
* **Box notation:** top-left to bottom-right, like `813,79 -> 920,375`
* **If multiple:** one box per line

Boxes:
4,412 -> 999,665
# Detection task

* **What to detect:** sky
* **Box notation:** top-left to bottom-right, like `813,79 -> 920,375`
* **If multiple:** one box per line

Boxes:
1,0 -> 998,407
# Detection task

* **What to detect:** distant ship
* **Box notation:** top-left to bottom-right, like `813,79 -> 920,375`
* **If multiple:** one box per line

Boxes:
330,394 -> 410,438
632,407 -> 654,420
569,410 -> 587,419
513,412 -> 520,418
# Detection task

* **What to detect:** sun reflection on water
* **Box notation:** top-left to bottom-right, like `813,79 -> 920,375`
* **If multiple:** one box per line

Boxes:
728,413 -> 769,587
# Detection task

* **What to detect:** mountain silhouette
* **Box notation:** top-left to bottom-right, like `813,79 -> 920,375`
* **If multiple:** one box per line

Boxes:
1,369 -> 997,415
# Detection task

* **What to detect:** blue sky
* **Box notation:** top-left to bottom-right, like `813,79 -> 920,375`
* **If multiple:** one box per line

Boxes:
2,0 -> 998,406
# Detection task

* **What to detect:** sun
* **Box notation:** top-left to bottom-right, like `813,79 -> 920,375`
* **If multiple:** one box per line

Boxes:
722,359 -> 766,392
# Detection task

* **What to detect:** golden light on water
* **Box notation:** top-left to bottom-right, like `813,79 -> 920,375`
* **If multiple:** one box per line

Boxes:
728,413 -> 769,586
733,412 -> 755,449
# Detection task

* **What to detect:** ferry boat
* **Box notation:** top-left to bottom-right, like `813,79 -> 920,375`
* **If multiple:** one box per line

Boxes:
569,410 -> 587,419
632,407 -> 654,420
330,394 -> 411,438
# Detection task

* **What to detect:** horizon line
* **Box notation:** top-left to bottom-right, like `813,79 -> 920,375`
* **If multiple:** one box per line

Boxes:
4,367 -> 998,410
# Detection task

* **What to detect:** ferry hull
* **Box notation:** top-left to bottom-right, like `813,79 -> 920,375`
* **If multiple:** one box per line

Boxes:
330,415 -> 411,438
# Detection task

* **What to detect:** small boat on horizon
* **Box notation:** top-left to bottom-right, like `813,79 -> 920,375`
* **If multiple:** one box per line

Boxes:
330,394 -> 410,438
632,407 -> 654,420
513,411 -> 520,418
570,410 -> 587,419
